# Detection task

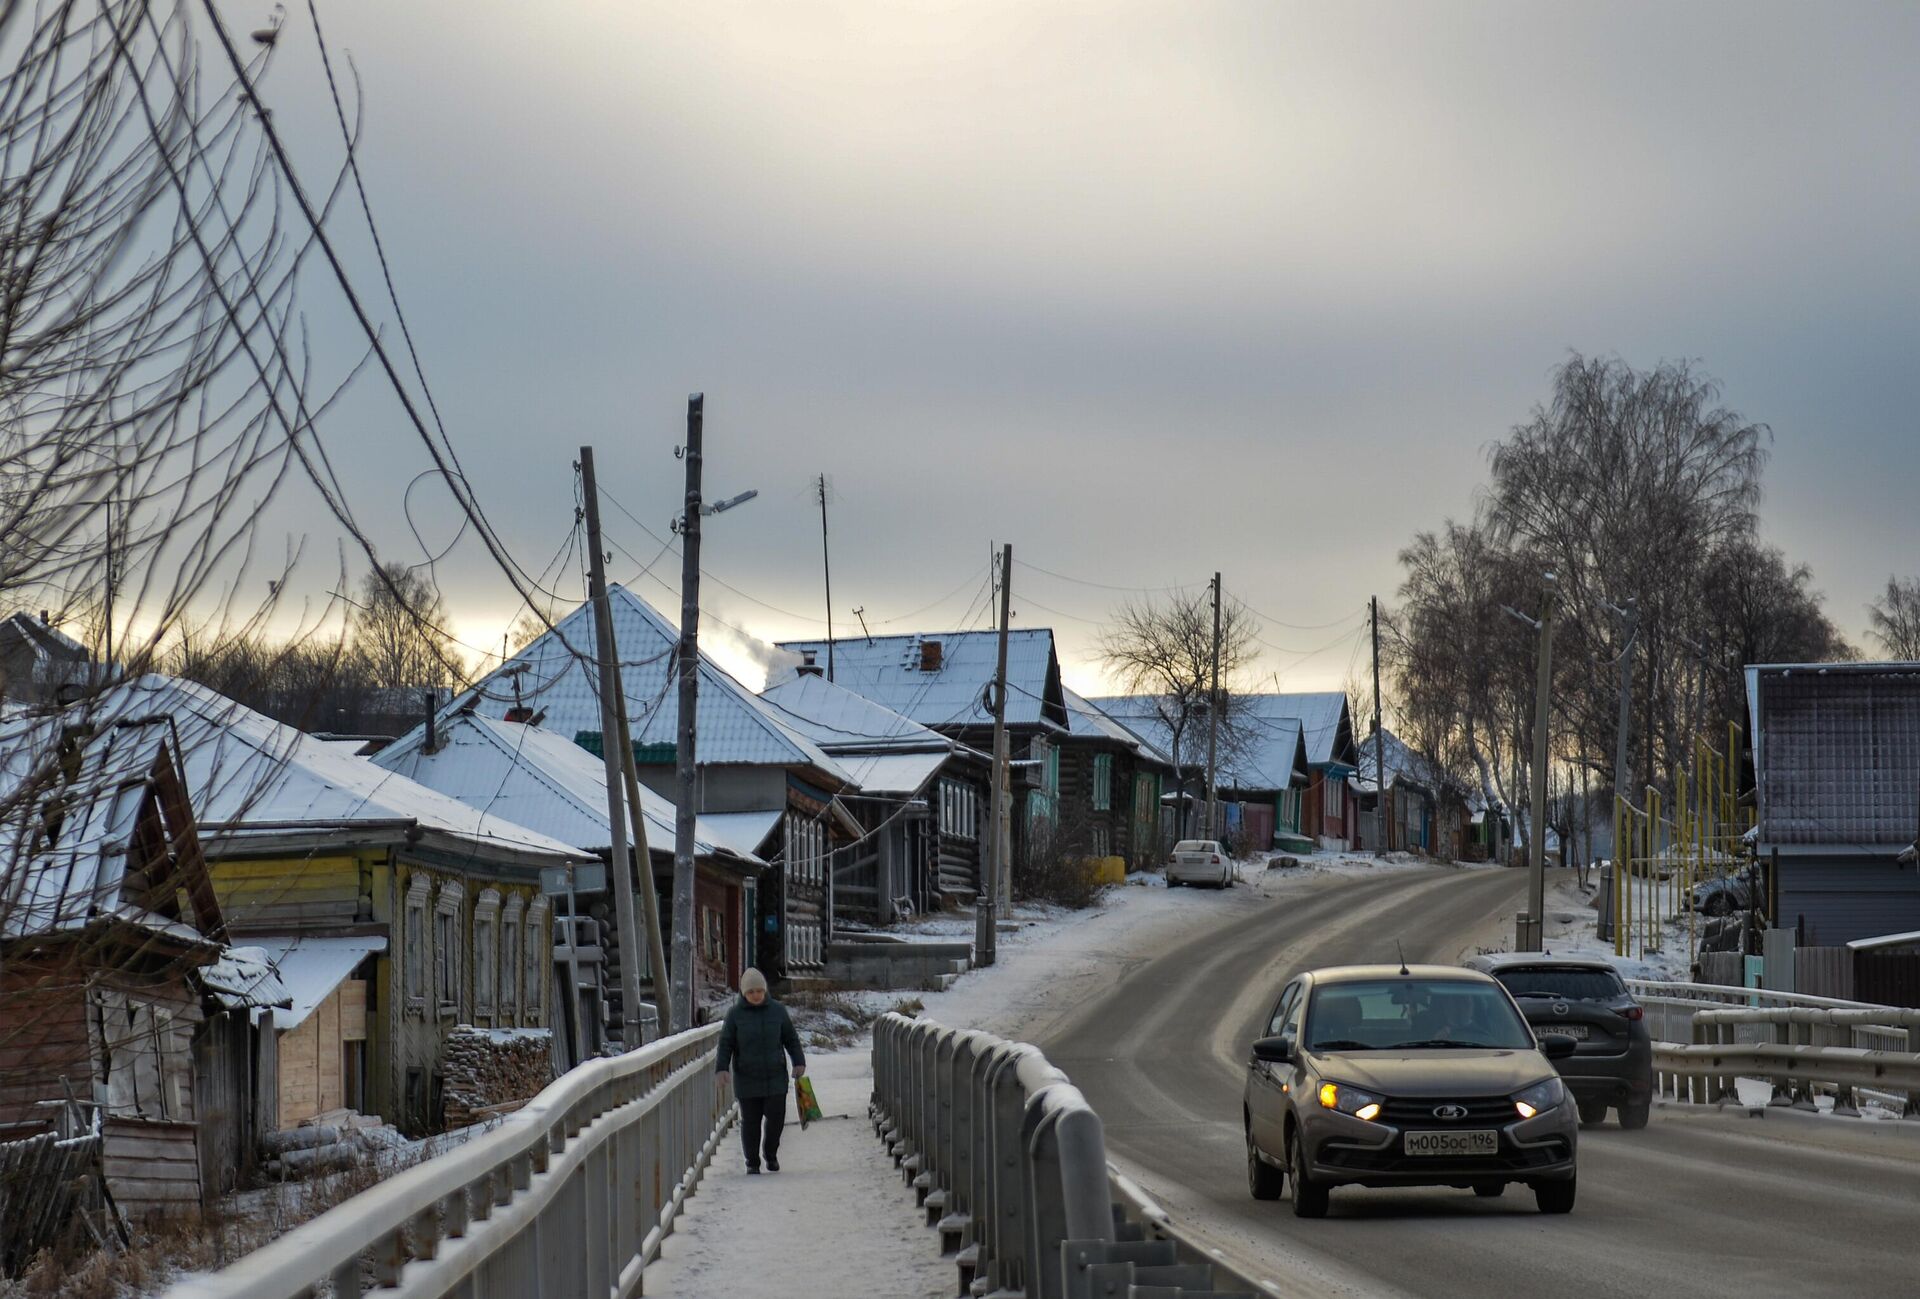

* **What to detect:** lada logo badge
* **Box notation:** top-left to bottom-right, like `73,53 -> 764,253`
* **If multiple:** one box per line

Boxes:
1433,1104 -> 1468,1120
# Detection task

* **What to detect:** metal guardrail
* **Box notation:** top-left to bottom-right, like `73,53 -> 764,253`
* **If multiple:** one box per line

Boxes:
871,1012 -> 1278,1299
1626,978 -> 1913,1055
1650,1004 -> 1920,1116
166,1024 -> 731,1299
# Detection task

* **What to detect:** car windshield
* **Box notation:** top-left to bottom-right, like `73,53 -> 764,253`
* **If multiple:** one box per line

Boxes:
1173,841 -> 1219,854
1495,968 -> 1626,1001
1306,978 -> 1534,1051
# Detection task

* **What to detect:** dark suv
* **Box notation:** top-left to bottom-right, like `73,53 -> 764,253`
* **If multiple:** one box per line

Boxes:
1464,954 -> 1653,1128
1243,965 -> 1579,1217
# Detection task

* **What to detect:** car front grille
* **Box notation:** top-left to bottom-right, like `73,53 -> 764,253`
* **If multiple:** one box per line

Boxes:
1379,1096 -> 1516,1125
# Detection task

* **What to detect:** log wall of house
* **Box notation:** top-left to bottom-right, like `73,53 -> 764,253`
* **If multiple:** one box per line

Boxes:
213,854 -> 366,929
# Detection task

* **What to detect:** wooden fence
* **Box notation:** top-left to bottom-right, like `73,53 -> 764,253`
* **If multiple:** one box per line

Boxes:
0,1126 -> 104,1274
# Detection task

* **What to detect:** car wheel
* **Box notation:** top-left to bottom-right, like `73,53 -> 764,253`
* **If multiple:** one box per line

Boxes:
1473,1183 -> 1505,1198
1618,1098 -> 1651,1130
1247,1133 -> 1284,1201
1286,1127 -> 1329,1219
1534,1176 -> 1576,1214
1577,1098 -> 1609,1126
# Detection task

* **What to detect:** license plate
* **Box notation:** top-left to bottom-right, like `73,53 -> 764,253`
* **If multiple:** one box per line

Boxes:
1538,1024 -> 1589,1040
1404,1130 -> 1498,1157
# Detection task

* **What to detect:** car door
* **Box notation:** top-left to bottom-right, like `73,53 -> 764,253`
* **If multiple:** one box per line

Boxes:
1249,978 -> 1302,1151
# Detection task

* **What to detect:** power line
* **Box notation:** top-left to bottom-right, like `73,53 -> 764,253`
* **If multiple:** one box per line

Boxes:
1012,558 -> 1201,594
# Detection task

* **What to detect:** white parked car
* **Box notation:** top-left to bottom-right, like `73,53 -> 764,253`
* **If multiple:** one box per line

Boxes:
1168,839 -> 1234,888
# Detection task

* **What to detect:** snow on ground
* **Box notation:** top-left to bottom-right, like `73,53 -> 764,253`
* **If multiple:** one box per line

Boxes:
1457,867 -> 1694,981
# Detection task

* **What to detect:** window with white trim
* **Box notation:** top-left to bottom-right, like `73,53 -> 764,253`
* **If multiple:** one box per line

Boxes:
1093,755 -> 1113,811
434,879 -> 464,1016
403,875 -> 431,1013
939,780 -> 977,840
1324,776 -> 1344,820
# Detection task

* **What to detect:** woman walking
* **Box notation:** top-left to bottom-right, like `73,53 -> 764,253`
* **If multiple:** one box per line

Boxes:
714,968 -> 806,1173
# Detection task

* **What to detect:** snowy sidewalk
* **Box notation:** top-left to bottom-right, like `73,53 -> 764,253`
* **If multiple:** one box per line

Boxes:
640,1050 -> 949,1299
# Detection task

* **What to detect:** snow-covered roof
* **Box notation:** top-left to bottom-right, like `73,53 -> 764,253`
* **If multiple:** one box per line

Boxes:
759,673 -> 949,751
0,716 -> 209,941
774,629 -> 1066,732
372,711 -> 758,866
0,611 -> 88,663
697,809 -> 783,860
1748,662 -> 1920,852
836,749 -> 951,796
199,945 -> 292,1012
1353,728 -> 1449,796
2,676 -> 590,868
384,587 -> 848,785
247,934 -> 386,1029
1060,688 -> 1174,764
1087,694 -> 1310,792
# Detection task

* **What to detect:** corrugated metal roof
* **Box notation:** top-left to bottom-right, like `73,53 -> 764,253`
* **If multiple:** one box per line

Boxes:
383,587 -> 848,784
697,809 -> 783,860
0,716 -> 183,939
759,673 -> 947,750
1353,728 -> 1445,795
1060,688 -> 1174,764
1,677 -> 590,867
1750,663 -> 1920,851
1088,694 -> 1322,792
373,711 -> 757,865
836,749 -> 950,795
247,935 -> 387,1029
775,629 -> 1063,731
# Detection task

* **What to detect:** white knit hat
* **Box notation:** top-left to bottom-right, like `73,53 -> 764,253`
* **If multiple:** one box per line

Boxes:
739,967 -> 768,995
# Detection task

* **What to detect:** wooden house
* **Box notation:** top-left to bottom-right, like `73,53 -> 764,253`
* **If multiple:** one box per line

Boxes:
374,708 -> 764,1041
1058,689 -> 1176,872
84,676 -> 591,1136
775,629 -> 1074,873
761,666 -> 992,921
0,715 -> 283,1217
1354,728 -> 1468,857
0,612 -> 91,706
1089,694 -> 1314,855
383,587 -> 858,985
1748,662 -> 1920,946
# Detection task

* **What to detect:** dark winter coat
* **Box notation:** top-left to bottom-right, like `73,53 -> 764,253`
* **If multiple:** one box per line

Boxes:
715,997 -> 805,1100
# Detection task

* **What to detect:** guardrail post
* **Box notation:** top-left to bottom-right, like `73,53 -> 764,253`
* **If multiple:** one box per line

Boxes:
1024,1091 -> 1113,1299
1908,1024 -> 1920,1117
938,1034 -> 979,1255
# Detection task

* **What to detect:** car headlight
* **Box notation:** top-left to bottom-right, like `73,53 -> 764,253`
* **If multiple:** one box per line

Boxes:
1317,1081 -> 1384,1121
1513,1076 -> 1566,1119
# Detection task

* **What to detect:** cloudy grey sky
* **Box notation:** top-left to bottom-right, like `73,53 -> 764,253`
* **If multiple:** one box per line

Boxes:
246,0 -> 1919,694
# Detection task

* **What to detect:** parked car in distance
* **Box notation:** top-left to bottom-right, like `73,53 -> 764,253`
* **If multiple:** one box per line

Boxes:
1464,954 -> 1653,1129
1243,965 -> 1579,1217
1688,861 -> 1763,916
1168,839 -> 1234,888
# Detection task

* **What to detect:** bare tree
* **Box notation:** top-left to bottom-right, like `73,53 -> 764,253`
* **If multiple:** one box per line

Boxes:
1100,588 -> 1259,836
1868,578 -> 1920,660
349,561 -> 463,691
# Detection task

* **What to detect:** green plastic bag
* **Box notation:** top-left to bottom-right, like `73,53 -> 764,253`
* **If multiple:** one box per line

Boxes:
794,1075 -> 824,1128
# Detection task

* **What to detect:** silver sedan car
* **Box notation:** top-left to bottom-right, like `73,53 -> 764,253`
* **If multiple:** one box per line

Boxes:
1243,965 -> 1580,1216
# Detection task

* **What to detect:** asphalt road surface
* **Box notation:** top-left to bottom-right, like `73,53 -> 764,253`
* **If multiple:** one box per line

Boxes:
1037,866 -> 1915,1299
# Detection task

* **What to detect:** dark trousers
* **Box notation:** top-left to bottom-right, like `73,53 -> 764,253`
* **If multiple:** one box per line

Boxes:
739,1093 -> 787,1168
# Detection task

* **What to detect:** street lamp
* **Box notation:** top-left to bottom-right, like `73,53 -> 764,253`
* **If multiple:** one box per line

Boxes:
1503,571 -> 1557,952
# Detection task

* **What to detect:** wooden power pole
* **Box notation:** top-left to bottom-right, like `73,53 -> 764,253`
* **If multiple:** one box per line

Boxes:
670,395 -> 704,1034
978,544 -> 1014,959
578,446 -> 647,1050
817,474 -> 834,682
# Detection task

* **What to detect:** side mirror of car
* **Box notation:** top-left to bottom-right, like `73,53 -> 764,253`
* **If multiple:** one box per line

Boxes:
1537,1032 -> 1578,1061
1251,1035 -> 1294,1064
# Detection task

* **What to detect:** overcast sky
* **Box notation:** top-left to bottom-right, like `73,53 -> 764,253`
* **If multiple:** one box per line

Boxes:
241,0 -> 1920,696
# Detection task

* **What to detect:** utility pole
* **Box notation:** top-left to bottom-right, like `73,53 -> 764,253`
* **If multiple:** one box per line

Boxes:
1371,595 -> 1385,856
671,395 -> 704,1035
611,634 -> 672,1036
578,446 -> 647,1050
1204,572 -> 1222,840
978,544 -> 1014,961
817,474 -> 834,681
